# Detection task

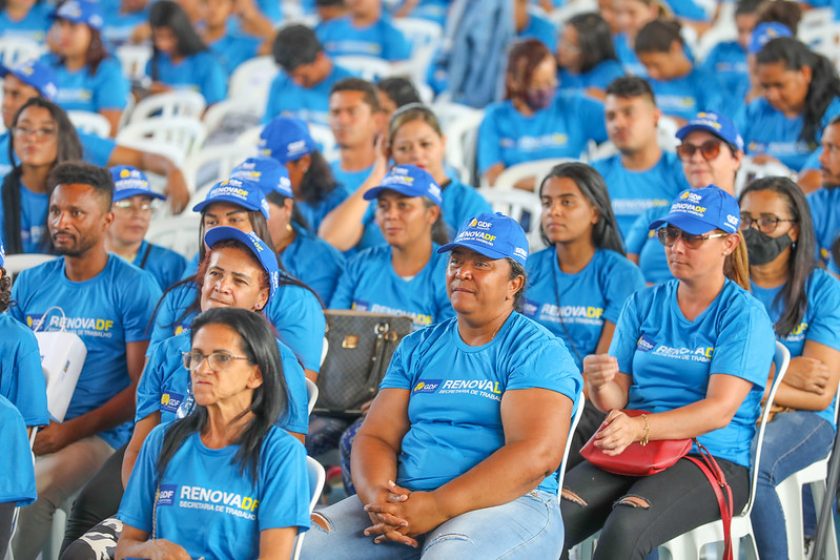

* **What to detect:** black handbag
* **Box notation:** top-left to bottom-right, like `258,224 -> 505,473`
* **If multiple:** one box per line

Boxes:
314,310 -> 413,417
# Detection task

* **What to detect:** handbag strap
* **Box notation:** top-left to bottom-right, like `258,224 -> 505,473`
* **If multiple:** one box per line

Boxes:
684,441 -> 734,560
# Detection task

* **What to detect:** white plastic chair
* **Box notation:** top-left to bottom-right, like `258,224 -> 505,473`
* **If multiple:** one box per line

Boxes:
145,213 -> 201,258
0,37 -> 43,66
479,187 -> 546,251
202,98 -> 264,137
235,125 -> 264,151
433,101 -> 484,184
309,123 -> 338,163
334,56 -> 393,82
491,158 -> 575,191
68,111 -> 111,138
116,44 -> 152,81
774,382 -> 840,560
182,143 -> 255,195
549,0 -> 597,26
658,342 -> 791,560
734,156 -> 796,196
292,456 -> 326,560
228,55 -> 277,109
392,18 -> 442,84
117,117 -> 207,165
305,378 -> 319,416
128,90 -> 206,125
558,398 -> 586,493
3,254 -> 55,282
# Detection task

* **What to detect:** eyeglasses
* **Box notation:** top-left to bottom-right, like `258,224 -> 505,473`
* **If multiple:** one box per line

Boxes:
113,200 -> 155,215
657,226 -> 730,249
12,126 -> 57,141
181,351 -> 251,371
676,140 -> 723,162
739,213 -> 796,234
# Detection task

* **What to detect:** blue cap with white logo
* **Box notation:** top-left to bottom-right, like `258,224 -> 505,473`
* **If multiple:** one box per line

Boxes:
749,22 -> 792,55
0,59 -> 58,101
110,166 -> 165,202
649,185 -> 741,235
259,116 -> 317,164
203,226 -> 280,296
51,0 -> 104,30
0,241 -> 4,268
363,165 -> 442,206
192,178 -> 270,219
676,112 -> 744,152
231,157 -> 293,199
438,212 -> 529,266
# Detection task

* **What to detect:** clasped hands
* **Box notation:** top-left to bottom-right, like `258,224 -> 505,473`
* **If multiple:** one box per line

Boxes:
361,480 -> 447,549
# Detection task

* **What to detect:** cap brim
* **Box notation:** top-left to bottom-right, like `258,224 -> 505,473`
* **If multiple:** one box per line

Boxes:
675,123 -> 728,143
203,227 -> 277,295
363,185 -> 417,201
649,213 -> 719,235
192,195 -> 260,214
437,240 -> 511,261
114,188 -> 166,202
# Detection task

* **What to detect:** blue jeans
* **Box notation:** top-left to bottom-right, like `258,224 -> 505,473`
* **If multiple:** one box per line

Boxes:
300,490 -> 564,560
750,410 -> 834,559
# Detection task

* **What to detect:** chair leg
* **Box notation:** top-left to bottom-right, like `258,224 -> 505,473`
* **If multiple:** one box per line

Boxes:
777,478 -> 807,559
660,534 -> 701,560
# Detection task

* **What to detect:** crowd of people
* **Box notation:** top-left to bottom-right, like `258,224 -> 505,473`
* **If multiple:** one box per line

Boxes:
1,0 -> 840,559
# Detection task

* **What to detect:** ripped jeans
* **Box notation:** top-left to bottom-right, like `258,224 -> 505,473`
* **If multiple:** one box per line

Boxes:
299,490 -> 564,560
560,455 -> 750,560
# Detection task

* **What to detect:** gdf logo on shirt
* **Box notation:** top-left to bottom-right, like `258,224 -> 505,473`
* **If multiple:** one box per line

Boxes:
157,484 -> 178,506
413,380 -> 442,394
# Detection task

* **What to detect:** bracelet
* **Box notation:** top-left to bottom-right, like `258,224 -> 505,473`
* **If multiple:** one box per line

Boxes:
639,414 -> 650,447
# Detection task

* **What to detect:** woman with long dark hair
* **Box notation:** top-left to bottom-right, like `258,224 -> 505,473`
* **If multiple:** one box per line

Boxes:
557,12 -> 624,100
739,177 -> 840,558
44,0 -> 129,135
116,307 -> 310,560
0,96 -> 82,254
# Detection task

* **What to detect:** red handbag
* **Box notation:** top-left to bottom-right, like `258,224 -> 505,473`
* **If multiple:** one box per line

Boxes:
579,410 -> 735,560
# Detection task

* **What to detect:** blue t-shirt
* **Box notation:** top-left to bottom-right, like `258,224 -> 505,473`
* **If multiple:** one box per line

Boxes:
0,3 -> 50,42
647,67 -> 728,122
146,51 -> 227,105
558,60 -> 626,97
736,97 -> 840,171
625,205 -> 671,285
807,186 -> 840,266
665,0 -> 710,20
151,281 -> 325,372
330,162 -> 372,194
119,424 -> 310,560
380,312 -> 582,494
477,91 -> 607,175
208,33 -> 261,76
10,255 -> 162,448
610,279 -> 775,466
315,15 -> 412,61
614,33 -> 647,77
0,313 -> 49,427
592,151 -> 688,239
263,64 -> 356,126
701,41 -> 748,105
0,395 -> 36,506
16,181 -> 49,253
330,244 -> 453,330
523,247 -> 645,369
297,184 -> 349,234
280,223 -> 345,304
46,55 -> 130,113
128,240 -> 188,291
750,268 -> 840,426
137,332 -> 309,434
518,11 -> 557,52
101,0 -> 148,48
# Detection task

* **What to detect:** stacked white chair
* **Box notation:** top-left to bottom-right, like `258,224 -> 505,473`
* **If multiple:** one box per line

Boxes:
433,101 -> 484,184
68,111 -> 112,138
291,457 -> 326,560
116,44 -> 152,82
334,56 -> 393,82
0,37 -> 42,66
128,90 -> 206,125
145,213 -> 202,258
117,117 -> 207,165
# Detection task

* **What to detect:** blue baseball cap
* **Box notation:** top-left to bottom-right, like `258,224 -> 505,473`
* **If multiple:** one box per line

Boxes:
649,185 -> 741,235
0,59 -> 58,101
110,166 -> 165,202
0,241 -> 5,269
676,112 -> 744,151
363,165 -> 442,206
231,157 -> 293,199
438,212 -> 529,266
51,0 -> 104,30
192,178 -> 270,219
259,116 -> 317,164
749,22 -> 792,55
203,226 -> 280,296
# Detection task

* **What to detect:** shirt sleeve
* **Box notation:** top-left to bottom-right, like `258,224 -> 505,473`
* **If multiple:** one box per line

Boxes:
802,149 -> 821,172
276,343 -> 309,435
507,336 -> 582,405
121,270 -> 163,343
150,285 -> 189,347
270,285 -> 325,373
625,212 -> 652,255
601,257 -> 645,325
135,340 -> 168,423
94,59 -> 129,111
263,74 -> 283,124
709,295 -> 774,388
328,254 -> 360,309
80,133 -> 116,166
609,292 -> 644,375
804,272 -> 840,350
477,109 -> 503,175
118,425 -> 165,533
257,434 -> 311,532
199,56 -> 228,105
384,23 -> 412,61
12,330 -> 49,427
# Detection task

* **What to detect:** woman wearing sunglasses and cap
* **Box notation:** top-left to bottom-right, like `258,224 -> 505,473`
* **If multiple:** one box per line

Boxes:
625,111 -> 744,284
105,166 -> 186,291
301,212 -> 581,560
561,186 -> 775,559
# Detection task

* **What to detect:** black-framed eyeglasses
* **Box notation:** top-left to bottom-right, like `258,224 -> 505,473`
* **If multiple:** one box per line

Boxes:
656,226 -> 729,249
676,140 -> 723,162
739,213 -> 797,234
181,351 -> 251,371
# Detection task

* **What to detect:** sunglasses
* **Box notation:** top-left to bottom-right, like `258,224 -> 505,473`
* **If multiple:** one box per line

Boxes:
676,140 -> 723,162
656,226 -> 729,249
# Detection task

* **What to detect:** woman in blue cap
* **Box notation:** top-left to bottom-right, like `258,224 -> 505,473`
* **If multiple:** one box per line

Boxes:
0,395 -> 37,559
259,115 -> 349,233
232,156 -> 346,304
560,186 -> 775,559
105,165 -> 186,290
0,0 -> 50,41
301,212 -> 581,560
116,308 -> 310,560
62,227 -> 311,559
151,177 -> 325,378
738,177 -> 840,558
43,0 -> 130,135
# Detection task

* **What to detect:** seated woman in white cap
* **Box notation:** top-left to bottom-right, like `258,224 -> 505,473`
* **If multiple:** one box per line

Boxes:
105,165 -> 186,290
301,212 -> 581,560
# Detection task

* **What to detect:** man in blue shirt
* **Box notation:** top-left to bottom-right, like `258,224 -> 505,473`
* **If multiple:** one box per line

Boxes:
315,0 -> 412,61
264,24 -> 356,126
10,162 -> 161,558
592,76 -> 687,239
328,78 -> 384,193
809,116 -> 840,270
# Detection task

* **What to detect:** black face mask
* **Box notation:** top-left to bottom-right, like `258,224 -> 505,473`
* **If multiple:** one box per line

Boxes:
742,227 -> 793,266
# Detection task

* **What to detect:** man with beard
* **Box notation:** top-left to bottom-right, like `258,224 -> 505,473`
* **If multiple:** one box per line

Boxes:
9,162 -> 160,559
592,76 -> 688,238
808,115 -> 840,272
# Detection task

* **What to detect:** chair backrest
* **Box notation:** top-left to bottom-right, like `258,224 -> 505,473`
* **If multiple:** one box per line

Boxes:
393,17 -> 442,49
434,102 -> 484,184
734,156 -> 796,196
145,213 -> 201,258
68,111 -> 112,138
129,90 -> 207,125
305,378 -> 319,416
558,397 -> 586,494
744,341 -> 790,515
4,254 -> 56,283
492,158 -> 575,191
292,457 -> 326,560
117,117 -> 207,165
116,44 -> 152,81
334,56 -> 393,82
0,37 -> 43,66
478,187 -> 546,251
183,143 -> 255,194
202,98 -> 263,137
229,55 -> 277,110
